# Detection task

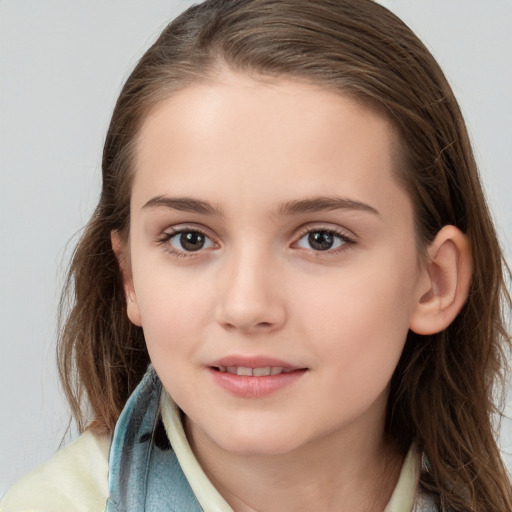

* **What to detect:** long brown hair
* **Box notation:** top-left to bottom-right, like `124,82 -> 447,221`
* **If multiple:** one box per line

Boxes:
58,0 -> 512,509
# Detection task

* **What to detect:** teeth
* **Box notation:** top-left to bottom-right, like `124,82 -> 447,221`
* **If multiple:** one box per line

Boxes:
220,366 -> 288,376
253,367 -> 271,376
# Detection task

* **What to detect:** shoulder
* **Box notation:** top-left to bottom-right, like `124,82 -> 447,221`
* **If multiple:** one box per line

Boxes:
1,429 -> 110,512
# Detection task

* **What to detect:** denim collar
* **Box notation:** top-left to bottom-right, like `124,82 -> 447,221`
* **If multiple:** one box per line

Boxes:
105,366 -> 202,512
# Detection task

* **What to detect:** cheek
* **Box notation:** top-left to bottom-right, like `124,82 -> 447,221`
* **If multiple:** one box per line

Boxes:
132,264 -> 214,353
301,253 -> 417,330
134,273 -> 214,398
297,251 -> 418,373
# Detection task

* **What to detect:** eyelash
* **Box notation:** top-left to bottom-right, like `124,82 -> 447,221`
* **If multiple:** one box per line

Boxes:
157,227 -> 215,258
293,226 -> 355,255
157,226 -> 356,258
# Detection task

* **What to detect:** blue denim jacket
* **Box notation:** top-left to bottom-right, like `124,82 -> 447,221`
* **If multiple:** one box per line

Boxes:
105,367 -> 203,512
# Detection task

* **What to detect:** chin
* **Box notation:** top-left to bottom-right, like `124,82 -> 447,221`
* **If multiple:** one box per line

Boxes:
205,422 -> 307,457
219,438 -> 298,457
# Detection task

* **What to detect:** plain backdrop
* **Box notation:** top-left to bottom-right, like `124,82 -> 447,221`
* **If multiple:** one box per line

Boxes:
1,0 -> 511,495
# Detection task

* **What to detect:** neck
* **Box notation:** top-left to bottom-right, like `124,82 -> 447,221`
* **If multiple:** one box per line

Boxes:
185,417 -> 403,512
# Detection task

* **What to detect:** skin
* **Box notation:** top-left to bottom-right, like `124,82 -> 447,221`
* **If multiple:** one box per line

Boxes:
115,72 -> 470,512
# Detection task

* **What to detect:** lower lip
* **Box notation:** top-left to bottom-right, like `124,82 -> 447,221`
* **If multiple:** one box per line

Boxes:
208,368 -> 307,398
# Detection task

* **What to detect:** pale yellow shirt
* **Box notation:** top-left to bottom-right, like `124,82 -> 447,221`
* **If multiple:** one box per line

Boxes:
1,391 -> 422,512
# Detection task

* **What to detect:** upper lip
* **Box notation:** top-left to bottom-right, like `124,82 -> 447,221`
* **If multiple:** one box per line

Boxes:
208,355 -> 303,370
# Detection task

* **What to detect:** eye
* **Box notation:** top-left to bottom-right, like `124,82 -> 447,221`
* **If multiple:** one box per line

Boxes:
295,229 -> 351,252
161,229 -> 216,254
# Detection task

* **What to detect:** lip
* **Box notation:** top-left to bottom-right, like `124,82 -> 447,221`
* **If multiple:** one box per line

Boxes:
209,355 -> 301,370
207,355 -> 308,398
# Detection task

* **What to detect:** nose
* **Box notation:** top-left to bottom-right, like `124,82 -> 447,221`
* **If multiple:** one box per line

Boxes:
214,248 -> 287,334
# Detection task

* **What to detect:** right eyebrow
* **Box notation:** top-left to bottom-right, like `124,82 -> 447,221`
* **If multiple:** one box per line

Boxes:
276,196 -> 380,217
142,196 -> 224,216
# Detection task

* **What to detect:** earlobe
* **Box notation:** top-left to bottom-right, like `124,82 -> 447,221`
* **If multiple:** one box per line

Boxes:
111,230 -> 142,327
409,225 -> 472,335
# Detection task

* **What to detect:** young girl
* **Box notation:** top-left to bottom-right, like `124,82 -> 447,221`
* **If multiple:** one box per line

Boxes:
2,0 -> 511,511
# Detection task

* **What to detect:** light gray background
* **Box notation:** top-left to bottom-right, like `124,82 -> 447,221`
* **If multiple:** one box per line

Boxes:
1,0 -> 511,495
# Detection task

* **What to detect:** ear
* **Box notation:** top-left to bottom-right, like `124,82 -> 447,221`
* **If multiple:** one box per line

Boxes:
111,230 -> 142,327
409,225 -> 472,335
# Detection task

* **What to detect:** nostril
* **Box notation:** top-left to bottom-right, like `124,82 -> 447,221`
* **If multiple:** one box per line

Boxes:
222,320 -> 275,332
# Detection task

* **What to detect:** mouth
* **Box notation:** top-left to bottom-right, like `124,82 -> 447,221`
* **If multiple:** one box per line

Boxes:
207,356 -> 307,397
211,365 -> 298,376
208,356 -> 306,376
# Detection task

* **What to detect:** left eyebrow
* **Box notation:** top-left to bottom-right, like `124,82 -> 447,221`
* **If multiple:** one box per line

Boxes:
142,196 -> 224,216
276,196 -> 380,217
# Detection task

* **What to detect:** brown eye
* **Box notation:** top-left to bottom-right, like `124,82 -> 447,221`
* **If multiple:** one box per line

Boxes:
308,231 -> 335,251
180,231 -> 205,251
167,230 -> 214,253
295,229 -> 351,252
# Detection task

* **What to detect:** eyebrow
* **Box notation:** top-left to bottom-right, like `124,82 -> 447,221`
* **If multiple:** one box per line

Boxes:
142,195 -> 379,217
142,196 -> 224,215
277,196 -> 380,217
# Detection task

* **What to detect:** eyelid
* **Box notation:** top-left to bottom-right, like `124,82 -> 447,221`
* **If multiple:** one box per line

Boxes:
293,222 -> 356,240
291,223 -> 357,252
157,224 -> 219,257
159,222 -> 218,239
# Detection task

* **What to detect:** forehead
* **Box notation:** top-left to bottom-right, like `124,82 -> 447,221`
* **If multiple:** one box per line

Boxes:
132,72 -> 409,219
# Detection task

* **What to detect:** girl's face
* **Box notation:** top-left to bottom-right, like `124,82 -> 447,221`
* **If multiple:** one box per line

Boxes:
123,72 -> 428,457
